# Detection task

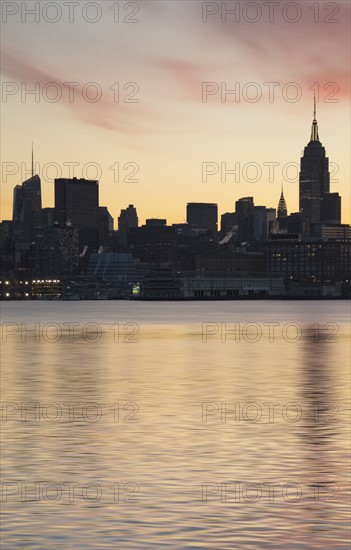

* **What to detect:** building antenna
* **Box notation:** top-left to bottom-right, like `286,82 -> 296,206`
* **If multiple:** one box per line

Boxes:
311,93 -> 319,141
313,91 -> 316,120
31,142 -> 34,177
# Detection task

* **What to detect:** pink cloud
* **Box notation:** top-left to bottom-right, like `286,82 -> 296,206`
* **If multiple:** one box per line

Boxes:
1,49 -> 147,135
155,58 -> 207,101
204,2 -> 350,97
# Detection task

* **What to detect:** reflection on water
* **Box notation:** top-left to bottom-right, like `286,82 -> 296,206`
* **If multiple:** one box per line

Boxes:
1,302 -> 350,549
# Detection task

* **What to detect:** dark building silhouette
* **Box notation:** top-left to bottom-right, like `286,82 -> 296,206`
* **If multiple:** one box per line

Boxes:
235,197 -> 254,243
321,192 -> 341,224
128,224 -> 177,264
54,177 -> 99,251
313,224 -> 351,240
9,173 -> 42,276
186,203 -> 218,236
99,206 -> 114,248
277,188 -> 288,219
254,206 -> 276,241
286,212 -> 309,239
12,174 -> 42,242
118,204 -> 138,248
87,252 -> 140,284
146,219 -> 167,226
195,244 -> 265,273
172,223 -> 192,237
35,222 -> 79,277
0,221 -> 15,275
108,230 -> 121,251
266,237 -> 350,284
299,101 -> 330,225
220,212 -> 237,237
41,207 -> 55,227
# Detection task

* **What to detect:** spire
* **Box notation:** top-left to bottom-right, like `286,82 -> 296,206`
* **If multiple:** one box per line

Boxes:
31,142 -> 34,177
277,185 -> 287,219
313,91 -> 316,119
310,92 -> 319,141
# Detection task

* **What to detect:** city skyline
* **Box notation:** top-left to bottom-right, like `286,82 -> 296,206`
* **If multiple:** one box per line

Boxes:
1,2 -> 350,225
2,101 -> 347,230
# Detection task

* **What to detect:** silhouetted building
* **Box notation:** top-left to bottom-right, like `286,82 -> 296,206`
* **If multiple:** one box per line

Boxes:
138,273 -> 285,299
99,206 -> 114,248
146,219 -> 167,226
129,224 -> 177,265
41,207 -> 55,227
313,224 -> 351,240
118,204 -> 138,248
195,245 -> 265,273
254,206 -> 276,241
220,212 -> 237,237
235,197 -> 254,243
277,188 -> 288,219
12,174 -> 42,242
0,221 -> 15,275
299,101 -> 330,225
187,203 -> 218,236
266,208 -> 276,237
87,252 -> 140,283
108,230 -> 120,251
320,192 -> 341,224
35,222 -> 79,277
266,237 -> 350,283
172,223 -> 193,237
176,230 -> 219,270
286,212 -> 309,239
54,177 -> 99,251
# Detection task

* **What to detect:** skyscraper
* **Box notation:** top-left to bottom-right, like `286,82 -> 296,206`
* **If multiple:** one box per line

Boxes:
321,192 -> 341,225
235,197 -> 254,243
54,177 -> 99,251
254,206 -> 276,241
118,204 -> 138,248
299,99 -> 330,225
12,174 -> 42,242
99,206 -> 114,248
186,203 -> 218,235
277,187 -> 288,219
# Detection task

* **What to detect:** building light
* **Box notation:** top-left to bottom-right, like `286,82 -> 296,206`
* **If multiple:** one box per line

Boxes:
5,293 -> 10,297
5,281 -> 9,285
25,293 -> 29,297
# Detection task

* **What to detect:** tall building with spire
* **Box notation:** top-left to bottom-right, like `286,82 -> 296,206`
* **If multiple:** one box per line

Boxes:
12,145 -> 42,242
299,98 -> 330,225
277,187 -> 287,219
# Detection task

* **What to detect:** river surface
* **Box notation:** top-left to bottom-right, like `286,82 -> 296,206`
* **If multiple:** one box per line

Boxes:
1,301 -> 350,549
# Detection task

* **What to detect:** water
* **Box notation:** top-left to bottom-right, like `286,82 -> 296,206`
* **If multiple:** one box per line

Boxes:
1,301 -> 350,549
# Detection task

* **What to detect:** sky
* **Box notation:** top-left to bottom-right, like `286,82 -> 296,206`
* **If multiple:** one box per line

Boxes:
1,0 -> 350,227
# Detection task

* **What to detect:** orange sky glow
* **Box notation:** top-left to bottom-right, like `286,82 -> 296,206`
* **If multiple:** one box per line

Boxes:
1,1 -> 350,226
